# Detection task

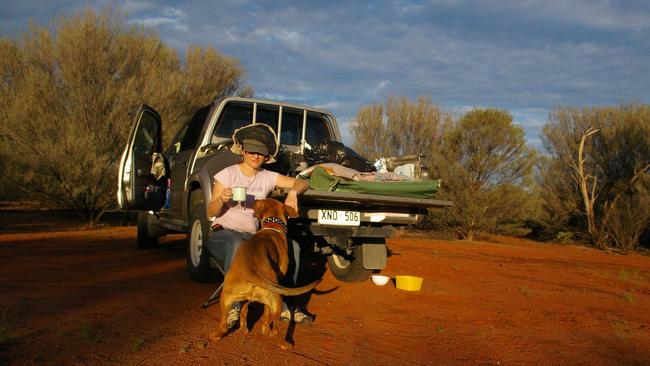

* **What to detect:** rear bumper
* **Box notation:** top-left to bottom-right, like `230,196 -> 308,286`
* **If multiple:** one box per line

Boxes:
306,223 -> 394,238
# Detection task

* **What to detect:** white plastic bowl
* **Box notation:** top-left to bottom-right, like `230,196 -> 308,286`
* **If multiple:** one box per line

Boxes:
371,274 -> 391,286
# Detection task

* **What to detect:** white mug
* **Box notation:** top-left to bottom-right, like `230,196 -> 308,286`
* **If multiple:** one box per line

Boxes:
232,187 -> 247,202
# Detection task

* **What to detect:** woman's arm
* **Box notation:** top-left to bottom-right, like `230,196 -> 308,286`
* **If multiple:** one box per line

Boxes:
275,175 -> 309,212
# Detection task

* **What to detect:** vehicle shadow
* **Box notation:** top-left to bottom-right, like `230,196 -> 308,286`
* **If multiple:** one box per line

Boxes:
282,236 -> 331,345
296,236 -> 330,294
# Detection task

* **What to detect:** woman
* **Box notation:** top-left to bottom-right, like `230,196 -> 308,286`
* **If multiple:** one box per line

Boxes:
205,123 -> 311,328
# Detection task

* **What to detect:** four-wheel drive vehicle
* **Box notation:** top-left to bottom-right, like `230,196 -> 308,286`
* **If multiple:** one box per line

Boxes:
117,97 -> 452,283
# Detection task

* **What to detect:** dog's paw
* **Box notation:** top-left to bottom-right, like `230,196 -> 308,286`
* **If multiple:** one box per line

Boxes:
279,340 -> 294,350
208,331 -> 225,340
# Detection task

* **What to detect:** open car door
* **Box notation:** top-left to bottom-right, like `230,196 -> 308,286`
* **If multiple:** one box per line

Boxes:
117,104 -> 165,211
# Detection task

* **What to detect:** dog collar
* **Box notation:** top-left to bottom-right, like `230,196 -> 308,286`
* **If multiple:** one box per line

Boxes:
261,216 -> 287,234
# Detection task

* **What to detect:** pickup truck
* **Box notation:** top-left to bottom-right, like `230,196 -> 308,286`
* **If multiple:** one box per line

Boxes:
117,97 -> 452,283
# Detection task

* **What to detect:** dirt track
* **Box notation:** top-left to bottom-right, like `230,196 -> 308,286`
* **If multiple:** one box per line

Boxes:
1,222 -> 649,365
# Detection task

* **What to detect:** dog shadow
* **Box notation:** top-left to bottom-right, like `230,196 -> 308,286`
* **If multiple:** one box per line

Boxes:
244,302 -> 265,331
290,237 -> 341,309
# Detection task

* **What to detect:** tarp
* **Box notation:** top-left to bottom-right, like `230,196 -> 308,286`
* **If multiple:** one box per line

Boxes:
306,167 -> 440,199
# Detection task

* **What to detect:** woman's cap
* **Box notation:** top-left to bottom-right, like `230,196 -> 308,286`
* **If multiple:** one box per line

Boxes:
231,123 -> 279,163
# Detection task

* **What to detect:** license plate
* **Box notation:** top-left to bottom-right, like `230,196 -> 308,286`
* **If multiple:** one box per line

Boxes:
318,209 -> 360,226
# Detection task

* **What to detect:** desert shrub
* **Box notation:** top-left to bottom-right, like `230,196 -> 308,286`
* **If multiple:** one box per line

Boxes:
427,108 -> 537,240
604,184 -> 650,252
351,96 -> 450,161
0,8 -> 248,223
540,105 -> 650,249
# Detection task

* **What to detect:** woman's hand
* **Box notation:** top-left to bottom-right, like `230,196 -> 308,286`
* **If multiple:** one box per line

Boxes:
221,188 -> 233,203
207,180 -> 229,218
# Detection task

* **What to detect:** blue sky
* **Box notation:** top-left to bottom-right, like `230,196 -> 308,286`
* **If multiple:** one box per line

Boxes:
2,1 -> 649,149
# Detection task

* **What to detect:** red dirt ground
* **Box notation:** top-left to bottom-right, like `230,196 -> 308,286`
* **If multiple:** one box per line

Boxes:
1,217 -> 649,365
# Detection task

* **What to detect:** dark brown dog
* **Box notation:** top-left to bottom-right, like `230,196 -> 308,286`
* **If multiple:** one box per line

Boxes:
210,198 -> 320,349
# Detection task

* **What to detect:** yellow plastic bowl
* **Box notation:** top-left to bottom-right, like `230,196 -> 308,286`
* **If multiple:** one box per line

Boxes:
395,275 -> 423,291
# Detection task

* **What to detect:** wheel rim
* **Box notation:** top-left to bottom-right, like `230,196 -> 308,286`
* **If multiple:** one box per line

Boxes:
331,253 -> 350,269
190,219 -> 203,267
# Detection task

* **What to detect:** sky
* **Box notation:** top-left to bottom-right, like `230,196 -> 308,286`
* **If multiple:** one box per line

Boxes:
2,0 -> 649,149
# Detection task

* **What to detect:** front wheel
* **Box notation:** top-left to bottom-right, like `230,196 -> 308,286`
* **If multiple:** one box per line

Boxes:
186,203 -> 219,283
327,245 -> 372,282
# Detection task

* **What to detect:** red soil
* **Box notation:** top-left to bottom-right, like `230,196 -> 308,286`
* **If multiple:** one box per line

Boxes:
1,223 -> 649,365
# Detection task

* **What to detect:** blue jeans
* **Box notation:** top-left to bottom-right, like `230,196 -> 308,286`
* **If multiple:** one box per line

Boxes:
205,228 -> 301,285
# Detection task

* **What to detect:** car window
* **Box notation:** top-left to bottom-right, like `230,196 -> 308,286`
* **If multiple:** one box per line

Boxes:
180,105 -> 210,152
211,101 -> 332,149
256,104 -> 279,134
133,111 -> 159,155
280,108 -> 303,145
214,102 -> 253,138
166,105 -> 210,156
305,113 -> 331,146
166,124 -> 188,156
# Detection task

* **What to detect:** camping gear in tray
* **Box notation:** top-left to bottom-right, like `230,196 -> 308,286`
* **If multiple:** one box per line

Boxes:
305,142 -> 376,172
303,165 -> 441,199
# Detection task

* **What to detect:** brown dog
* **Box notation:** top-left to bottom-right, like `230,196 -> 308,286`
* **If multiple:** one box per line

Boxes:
210,198 -> 320,349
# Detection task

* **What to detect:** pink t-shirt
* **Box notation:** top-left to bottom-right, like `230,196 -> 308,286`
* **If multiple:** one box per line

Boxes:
212,164 -> 279,233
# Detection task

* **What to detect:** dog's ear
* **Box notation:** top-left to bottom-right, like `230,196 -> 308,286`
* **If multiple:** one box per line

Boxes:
253,199 -> 266,218
284,204 -> 299,219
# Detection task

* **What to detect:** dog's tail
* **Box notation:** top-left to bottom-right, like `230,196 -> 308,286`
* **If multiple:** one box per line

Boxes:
247,273 -> 321,296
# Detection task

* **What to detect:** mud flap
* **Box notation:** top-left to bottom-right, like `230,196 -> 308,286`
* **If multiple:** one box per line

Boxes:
362,243 -> 387,269
145,213 -> 168,237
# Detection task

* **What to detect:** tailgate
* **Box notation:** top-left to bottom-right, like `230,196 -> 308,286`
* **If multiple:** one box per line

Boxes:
301,189 -> 452,210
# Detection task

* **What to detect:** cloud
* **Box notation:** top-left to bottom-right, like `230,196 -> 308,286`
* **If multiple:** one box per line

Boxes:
510,108 -> 549,150
2,0 -> 648,150
371,80 -> 391,97
249,26 -> 305,50
314,101 -> 343,110
394,0 -> 425,14
121,0 -> 157,13
432,0 -> 650,31
125,2 -> 187,32
64,2 -> 650,113
161,6 -> 185,18
506,0 -> 650,30
131,16 -> 187,31
255,92 -> 309,103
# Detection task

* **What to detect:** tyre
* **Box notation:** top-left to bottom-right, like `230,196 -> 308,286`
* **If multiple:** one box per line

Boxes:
186,202 -> 219,283
137,212 -> 159,249
327,245 -> 372,282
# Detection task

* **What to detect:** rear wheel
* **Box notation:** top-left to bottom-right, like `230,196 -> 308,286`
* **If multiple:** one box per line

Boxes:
137,212 -> 159,249
186,202 -> 219,283
327,245 -> 371,282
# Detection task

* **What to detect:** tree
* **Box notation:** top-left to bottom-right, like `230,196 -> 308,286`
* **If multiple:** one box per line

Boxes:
351,96 -> 450,161
0,7 -> 249,224
428,109 -> 537,240
533,155 -> 580,240
540,105 -> 650,250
